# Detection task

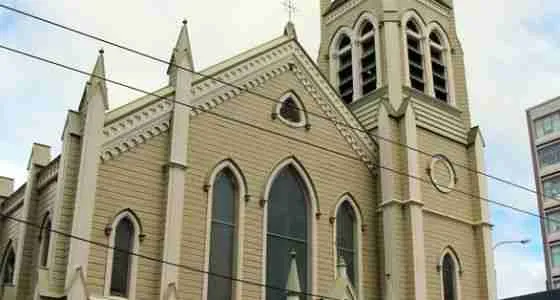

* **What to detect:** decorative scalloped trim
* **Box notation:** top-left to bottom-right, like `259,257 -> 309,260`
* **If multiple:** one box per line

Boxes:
325,0 -> 364,25
189,40 -> 377,170
101,115 -> 170,162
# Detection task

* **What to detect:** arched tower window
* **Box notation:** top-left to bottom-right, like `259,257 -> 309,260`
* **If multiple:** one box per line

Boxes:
429,31 -> 448,102
207,168 -> 238,300
1,244 -> 15,285
336,201 -> 356,286
110,218 -> 134,297
406,20 -> 425,92
359,21 -> 377,95
40,216 -> 52,267
337,35 -> 354,104
266,165 -> 309,300
442,253 -> 458,300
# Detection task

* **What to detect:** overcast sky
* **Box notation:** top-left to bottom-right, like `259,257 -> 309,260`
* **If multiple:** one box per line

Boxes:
1,0 -> 559,297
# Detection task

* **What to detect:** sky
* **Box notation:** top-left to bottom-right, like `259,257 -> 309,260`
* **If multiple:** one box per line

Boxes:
0,0 -> 559,298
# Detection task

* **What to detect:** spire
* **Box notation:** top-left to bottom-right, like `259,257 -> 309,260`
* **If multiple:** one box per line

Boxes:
284,21 -> 297,39
80,49 -> 109,111
167,19 -> 194,77
286,249 -> 302,300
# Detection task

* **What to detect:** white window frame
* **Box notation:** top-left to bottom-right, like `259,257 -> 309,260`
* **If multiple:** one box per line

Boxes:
329,27 -> 358,103
331,194 -> 363,298
439,247 -> 462,300
38,212 -> 53,269
202,159 -> 247,300
0,240 -> 16,286
402,12 -> 426,93
426,23 -> 456,106
260,156 -> 318,299
275,91 -> 307,128
353,12 -> 382,98
103,210 -> 141,300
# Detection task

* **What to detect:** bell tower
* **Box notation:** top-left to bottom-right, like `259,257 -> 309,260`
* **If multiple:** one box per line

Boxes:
318,1 -> 495,300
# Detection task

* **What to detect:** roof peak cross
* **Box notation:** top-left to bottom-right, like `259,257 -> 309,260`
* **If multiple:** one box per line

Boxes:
282,0 -> 297,22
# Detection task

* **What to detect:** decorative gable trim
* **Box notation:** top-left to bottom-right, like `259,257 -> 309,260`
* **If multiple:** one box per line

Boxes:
189,40 -> 377,170
325,0 -> 365,24
101,99 -> 173,161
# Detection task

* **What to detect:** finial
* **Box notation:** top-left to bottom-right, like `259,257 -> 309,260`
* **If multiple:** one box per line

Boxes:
282,0 -> 297,22
290,248 -> 297,258
182,19 -> 188,25
337,256 -> 349,279
99,48 -> 104,54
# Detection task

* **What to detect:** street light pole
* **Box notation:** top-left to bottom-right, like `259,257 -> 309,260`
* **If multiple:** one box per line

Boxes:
493,239 -> 531,299
493,239 -> 531,250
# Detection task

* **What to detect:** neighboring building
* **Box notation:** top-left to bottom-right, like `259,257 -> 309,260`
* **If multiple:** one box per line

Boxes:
502,289 -> 560,300
0,0 -> 496,299
527,96 -> 560,290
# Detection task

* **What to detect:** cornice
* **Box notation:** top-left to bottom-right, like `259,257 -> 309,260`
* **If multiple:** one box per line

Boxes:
100,99 -> 173,161
324,0 -> 365,24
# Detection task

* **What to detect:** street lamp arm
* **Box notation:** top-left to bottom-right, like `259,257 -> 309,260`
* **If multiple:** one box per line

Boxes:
492,239 -> 531,250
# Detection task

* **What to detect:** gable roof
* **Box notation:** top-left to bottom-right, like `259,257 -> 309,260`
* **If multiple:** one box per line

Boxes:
101,31 -> 378,171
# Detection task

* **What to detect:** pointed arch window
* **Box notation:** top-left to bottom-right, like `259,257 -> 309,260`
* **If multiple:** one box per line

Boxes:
442,253 -> 458,300
336,201 -> 356,287
359,22 -> 377,95
429,32 -> 448,102
40,216 -> 52,267
110,218 -> 134,297
337,35 -> 354,104
406,20 -> 425,92
266,166 -> 309,300
1,245 -> 15,285
207,168 -> 238,300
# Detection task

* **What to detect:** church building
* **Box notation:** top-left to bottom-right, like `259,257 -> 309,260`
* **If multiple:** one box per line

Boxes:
0,0 -> 496,299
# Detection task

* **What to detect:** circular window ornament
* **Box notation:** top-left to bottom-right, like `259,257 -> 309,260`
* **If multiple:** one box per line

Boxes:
273,92 -> 307,128
429,154 -> 457,193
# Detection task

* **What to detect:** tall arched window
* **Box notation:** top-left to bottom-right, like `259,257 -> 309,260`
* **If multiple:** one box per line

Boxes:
1,246 -> 15,285
40,216 -> 52,267
429,31 -> 448,102
337,35 -> 354,104
442,253 -> 458,300
359,22 -> 377,95
110,218 -> 134,297
406,20 -> 425,92
336,201 -> 356,287
266,166 -> 308,300
207,168 -> 237,300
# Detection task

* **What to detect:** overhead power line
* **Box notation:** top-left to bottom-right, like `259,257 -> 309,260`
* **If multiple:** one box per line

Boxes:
0,211 -> 338,300
0,3 -> 553,209
0,42 -> 555,229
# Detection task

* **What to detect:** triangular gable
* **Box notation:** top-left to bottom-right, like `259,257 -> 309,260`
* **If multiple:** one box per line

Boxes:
188,36 -> 378,170
100,34 -> 378,169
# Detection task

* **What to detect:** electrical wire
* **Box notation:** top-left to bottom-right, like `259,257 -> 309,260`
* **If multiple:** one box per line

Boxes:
0,211 -> 337,300
0,42 -> 555,229
0,2 -> 554,209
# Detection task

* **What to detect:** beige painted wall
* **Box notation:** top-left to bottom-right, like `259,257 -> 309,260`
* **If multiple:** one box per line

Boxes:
182,70 -> 379,299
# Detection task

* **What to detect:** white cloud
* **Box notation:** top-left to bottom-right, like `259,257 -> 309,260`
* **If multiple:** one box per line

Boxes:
0,0 -> 559,297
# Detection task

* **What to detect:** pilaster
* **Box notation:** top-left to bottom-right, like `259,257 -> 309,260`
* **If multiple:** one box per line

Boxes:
377,103 -> 402,300
50,110 -> 82,293
381,9 -> 404,109
160,20 -> 193,300
15,143 -> 51,298
468,127 -> 496,300
402,103 -> 427,300
66,51 -> 108,294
